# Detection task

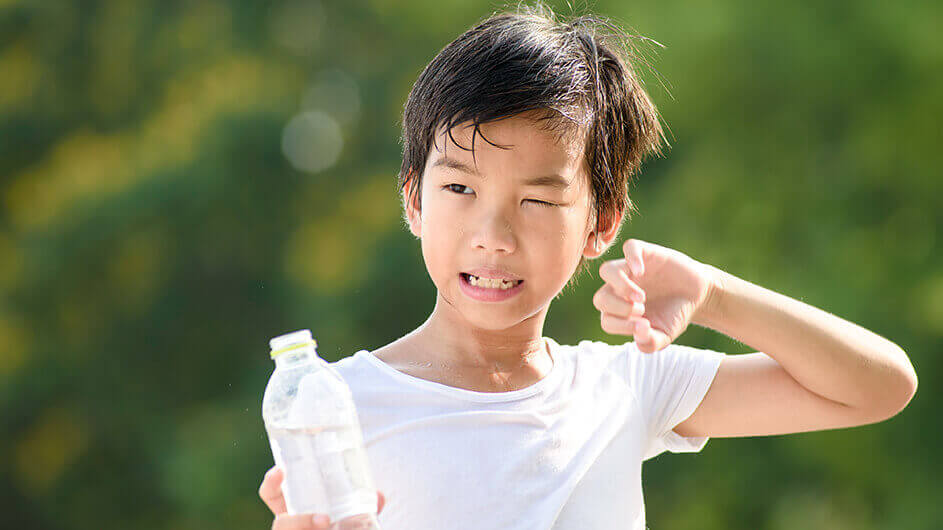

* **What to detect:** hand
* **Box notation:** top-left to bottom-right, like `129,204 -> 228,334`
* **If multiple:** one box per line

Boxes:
259,466 -> 386,530
592,239 -> 721,353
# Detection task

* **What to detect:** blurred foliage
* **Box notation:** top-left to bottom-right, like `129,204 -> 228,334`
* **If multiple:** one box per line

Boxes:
0,0 -> 940,528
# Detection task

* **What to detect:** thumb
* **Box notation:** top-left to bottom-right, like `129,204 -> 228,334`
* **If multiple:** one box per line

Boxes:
634,319 -> 671,353
259,466 -> 288,515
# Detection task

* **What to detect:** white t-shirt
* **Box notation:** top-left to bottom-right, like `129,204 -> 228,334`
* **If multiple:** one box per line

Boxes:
331,337 -> 726,530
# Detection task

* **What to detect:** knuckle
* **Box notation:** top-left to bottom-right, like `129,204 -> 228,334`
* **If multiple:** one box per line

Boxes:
610,286 -> 629,303
615,299 -> 630,315
608,283 -> 623,299
600,259 -> 617,276
600,315 -> 615,334
599,261 -> 612,278
616,261 -> 631,278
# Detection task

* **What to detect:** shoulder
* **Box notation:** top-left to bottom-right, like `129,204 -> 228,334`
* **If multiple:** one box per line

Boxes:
328,336 -> 408,371
562,337 -> 637,367
562,338 -> 727,385
328,349 -> 371,381
327,349 -> 399,412
547,337 -> 638,384
328,339 -> 414,393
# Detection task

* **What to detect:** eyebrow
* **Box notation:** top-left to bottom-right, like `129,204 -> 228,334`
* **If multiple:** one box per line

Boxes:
431,157 -> 571,191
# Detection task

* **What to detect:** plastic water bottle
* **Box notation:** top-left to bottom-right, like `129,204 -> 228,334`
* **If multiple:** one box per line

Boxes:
262,330 -> 381,530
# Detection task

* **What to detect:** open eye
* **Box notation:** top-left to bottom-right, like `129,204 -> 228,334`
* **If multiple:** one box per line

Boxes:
444,184 -> 473,195
443,184 -> 557,207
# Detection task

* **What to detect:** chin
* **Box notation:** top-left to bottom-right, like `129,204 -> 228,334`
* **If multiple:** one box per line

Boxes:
460,298 -> 549,331
453,297 -> 527,328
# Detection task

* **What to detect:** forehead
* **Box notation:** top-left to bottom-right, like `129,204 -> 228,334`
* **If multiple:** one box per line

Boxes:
428,112 -> 588,182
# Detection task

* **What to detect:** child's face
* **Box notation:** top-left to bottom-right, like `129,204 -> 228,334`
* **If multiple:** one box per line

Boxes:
405,112 -> 609,329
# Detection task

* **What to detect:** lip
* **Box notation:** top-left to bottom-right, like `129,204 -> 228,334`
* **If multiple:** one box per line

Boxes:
459,273 -> 525,302
462,267 -> 523,281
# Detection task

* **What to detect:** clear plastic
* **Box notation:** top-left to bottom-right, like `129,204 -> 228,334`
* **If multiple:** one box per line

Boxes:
262,330 -> 381,529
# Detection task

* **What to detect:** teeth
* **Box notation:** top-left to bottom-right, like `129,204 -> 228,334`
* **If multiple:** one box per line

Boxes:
468,274 -> 520,290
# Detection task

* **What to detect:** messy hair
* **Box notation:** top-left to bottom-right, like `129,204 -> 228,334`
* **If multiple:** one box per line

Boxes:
397,1 -> 666,281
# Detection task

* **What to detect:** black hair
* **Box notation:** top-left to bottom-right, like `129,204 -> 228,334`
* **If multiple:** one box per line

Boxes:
398,1 -> 666,281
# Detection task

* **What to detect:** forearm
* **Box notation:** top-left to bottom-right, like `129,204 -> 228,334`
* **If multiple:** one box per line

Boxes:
693,265 -> 918,415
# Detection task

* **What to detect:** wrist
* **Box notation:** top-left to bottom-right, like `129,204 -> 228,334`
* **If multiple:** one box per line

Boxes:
693,263 -> 728,329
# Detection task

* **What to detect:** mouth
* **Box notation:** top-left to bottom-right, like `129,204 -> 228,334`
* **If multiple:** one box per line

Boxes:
459,273 -> 524,290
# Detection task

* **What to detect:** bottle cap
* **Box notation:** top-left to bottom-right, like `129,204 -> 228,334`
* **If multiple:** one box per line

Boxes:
269,329 -> 318,358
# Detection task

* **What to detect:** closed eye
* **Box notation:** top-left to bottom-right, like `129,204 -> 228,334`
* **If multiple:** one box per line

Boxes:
443,184 -> 557,207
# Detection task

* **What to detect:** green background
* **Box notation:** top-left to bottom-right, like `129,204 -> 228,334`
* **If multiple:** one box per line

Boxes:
1,0 -> 939,528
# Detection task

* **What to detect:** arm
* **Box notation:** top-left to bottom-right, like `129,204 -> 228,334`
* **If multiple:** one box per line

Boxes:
674,265 -> 918,438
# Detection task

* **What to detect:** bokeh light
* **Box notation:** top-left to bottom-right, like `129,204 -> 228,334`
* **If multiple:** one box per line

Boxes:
281,110 -> 344,173
301,68 -> 362,127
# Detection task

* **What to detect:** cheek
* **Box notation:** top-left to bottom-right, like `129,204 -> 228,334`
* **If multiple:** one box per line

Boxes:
420,201 -> 457,242
418,205 -> 457,275
546,217 -> 592,268
533,213 -> 584,247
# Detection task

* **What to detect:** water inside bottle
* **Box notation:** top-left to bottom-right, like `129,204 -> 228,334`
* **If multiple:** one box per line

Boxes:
267,423 -> 378,525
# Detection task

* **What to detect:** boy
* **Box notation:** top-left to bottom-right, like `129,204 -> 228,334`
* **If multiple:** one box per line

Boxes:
259,4 -> 918,529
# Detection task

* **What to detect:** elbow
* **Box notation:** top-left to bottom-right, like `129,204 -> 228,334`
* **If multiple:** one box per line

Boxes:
878,352 -> 918,420
897,361 -> 918,412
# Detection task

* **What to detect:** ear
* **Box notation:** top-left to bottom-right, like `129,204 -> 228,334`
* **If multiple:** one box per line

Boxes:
402,171 -> 422,239
582,206 -> 623,259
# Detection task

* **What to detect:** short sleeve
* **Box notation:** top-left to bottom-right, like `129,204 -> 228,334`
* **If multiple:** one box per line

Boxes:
623,341 -> 727,461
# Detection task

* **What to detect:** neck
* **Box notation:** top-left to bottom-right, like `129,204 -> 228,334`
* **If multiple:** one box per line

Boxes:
401,292 -> 554,390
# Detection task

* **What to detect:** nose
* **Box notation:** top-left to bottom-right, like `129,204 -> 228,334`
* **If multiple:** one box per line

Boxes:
469,206 -> 518,254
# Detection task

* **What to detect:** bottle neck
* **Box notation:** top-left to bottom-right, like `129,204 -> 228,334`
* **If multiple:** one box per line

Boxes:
272,343 -> 323,369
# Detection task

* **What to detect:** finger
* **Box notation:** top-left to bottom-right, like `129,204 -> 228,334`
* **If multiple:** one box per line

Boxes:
634,319 -> 671,354
633,319 -> 653,353
260,467 -> 288,515
378,491 -> 386,514
599,260 -> 645,303
600,312 -> 646,336
648,326 -> 672,352
593,285 -> 645,318
272,513 -> 331,530
622,239 -> 646,278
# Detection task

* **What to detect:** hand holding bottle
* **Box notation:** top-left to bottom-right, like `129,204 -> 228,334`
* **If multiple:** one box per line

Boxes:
259,466 -> 386,530
262,330 -> 383,527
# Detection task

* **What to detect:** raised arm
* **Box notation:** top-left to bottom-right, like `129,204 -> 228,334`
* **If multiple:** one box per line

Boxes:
673,265 -> 918,438
593,239 -> 918,439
